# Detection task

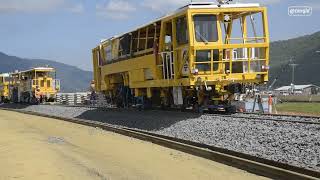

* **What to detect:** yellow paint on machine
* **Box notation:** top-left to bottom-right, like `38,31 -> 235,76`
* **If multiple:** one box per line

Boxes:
0,73 -> 10,99
91,2 -> 270,104
3,67 -> 60,102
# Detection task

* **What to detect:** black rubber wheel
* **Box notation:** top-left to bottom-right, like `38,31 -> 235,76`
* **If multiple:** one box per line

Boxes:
180,104 -> 187,112
193,104 -> 200,113
226,105 -> 237,114
208,108 -> 216,114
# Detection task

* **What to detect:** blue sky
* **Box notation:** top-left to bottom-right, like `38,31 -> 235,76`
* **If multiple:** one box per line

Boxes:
0,0 -> 319,71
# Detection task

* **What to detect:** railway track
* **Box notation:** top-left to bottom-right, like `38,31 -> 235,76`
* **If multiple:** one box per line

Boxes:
206,113 -> 320,125
84,106 -> 320,125
5,102 -> 320,126
1,107 -> 319,180
48,103 -> 320,125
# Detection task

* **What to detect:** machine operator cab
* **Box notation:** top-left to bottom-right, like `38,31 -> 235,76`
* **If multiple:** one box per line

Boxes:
11,67 -> 60,103
0,73 -> 10,102
91,0 -> 270,113
157,1 -> 270,112
170,1 -> 269,84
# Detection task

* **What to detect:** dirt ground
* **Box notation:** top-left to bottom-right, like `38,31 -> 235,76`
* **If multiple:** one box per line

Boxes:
0,110 -> 267,180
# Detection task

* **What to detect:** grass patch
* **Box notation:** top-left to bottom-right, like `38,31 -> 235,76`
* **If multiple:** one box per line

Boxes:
276,102 -> 320,115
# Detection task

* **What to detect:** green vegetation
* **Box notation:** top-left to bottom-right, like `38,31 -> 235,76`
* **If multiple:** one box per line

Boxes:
270,31 -> 320,87
276,102 -> 320,115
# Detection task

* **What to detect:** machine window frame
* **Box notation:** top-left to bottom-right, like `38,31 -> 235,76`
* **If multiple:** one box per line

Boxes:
193,14 -> 219,43
195,49 -> 220,73
176,16 -> 189,45
195,50 -> 211,72
105,44 -> 112,62
47,80 -> 51,88
40,80 -> 44,87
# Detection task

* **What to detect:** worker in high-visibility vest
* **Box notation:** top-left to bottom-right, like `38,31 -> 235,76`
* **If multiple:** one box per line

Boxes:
268,95 -> 273,114
35,88 -> 41,103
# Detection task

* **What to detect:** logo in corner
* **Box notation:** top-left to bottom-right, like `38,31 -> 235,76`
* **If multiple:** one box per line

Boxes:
288,6 -> 312,16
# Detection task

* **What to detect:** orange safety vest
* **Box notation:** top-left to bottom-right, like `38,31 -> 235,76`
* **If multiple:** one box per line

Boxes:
268,96 -> 273,105
35,91 -> 41,98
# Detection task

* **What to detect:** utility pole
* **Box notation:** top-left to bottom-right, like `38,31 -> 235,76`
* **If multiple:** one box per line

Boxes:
288,57 -> 298,94
289,63 -> 298,85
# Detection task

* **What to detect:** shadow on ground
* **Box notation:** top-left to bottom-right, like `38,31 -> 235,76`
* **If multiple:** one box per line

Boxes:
76,108 -> 201,131
0,103 -> 30,109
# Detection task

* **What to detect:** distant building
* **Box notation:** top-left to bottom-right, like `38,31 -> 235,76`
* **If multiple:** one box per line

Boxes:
274,84 -> 320,95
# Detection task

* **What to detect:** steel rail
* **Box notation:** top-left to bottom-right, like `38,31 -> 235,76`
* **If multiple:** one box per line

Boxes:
0,107 -> 319,179
126,128 -> 320,179
241,112 -> 320,120
205,113 -> 320,125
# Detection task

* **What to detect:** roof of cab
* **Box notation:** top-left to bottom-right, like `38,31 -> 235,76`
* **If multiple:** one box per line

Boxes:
11,67 -> 55,75
0,73 -> 10,77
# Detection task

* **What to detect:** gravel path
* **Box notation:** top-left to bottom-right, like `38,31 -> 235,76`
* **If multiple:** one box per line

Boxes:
1,104 -> 319,172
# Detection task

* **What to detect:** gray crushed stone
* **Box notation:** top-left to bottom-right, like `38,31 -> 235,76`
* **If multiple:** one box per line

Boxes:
154,115 -> 320,171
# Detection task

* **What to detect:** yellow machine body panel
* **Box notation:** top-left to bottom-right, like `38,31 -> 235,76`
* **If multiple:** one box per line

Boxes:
9,67 -> 60,103
92,2 -> 270,110
0,73 -> 10,99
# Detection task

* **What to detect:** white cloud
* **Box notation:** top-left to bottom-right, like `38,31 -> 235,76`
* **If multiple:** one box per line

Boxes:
142,0 -> 282,13
0,0 -> 84,14
237,0 -> 282,5
0,0 -> 65,13
96,0 -> 136,20
142,0 -> 190,12
67,3 -> 84,13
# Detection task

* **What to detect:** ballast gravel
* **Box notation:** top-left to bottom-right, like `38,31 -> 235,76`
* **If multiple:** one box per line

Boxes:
1,104 -> 319,171
154,115 -> 320,171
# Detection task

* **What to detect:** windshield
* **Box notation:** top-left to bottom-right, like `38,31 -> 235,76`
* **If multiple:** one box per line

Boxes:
193,15 -> 218,43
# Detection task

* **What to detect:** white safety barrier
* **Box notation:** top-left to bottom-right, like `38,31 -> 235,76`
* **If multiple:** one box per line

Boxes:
56,92 -> 112,108
56,92 -> 91,105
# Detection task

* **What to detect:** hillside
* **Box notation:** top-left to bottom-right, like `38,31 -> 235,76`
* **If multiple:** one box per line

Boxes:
269,31 -> 320,87
0,52 -> 92,92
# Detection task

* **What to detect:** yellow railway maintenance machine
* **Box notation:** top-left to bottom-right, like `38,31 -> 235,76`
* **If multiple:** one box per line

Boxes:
10,67 -> 60,104
92,1 -> 270,113
0,73 -> 10,102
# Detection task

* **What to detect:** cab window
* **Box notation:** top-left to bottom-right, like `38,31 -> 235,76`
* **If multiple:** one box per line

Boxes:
176,16 -> 189,45
193,15 -> 218,43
